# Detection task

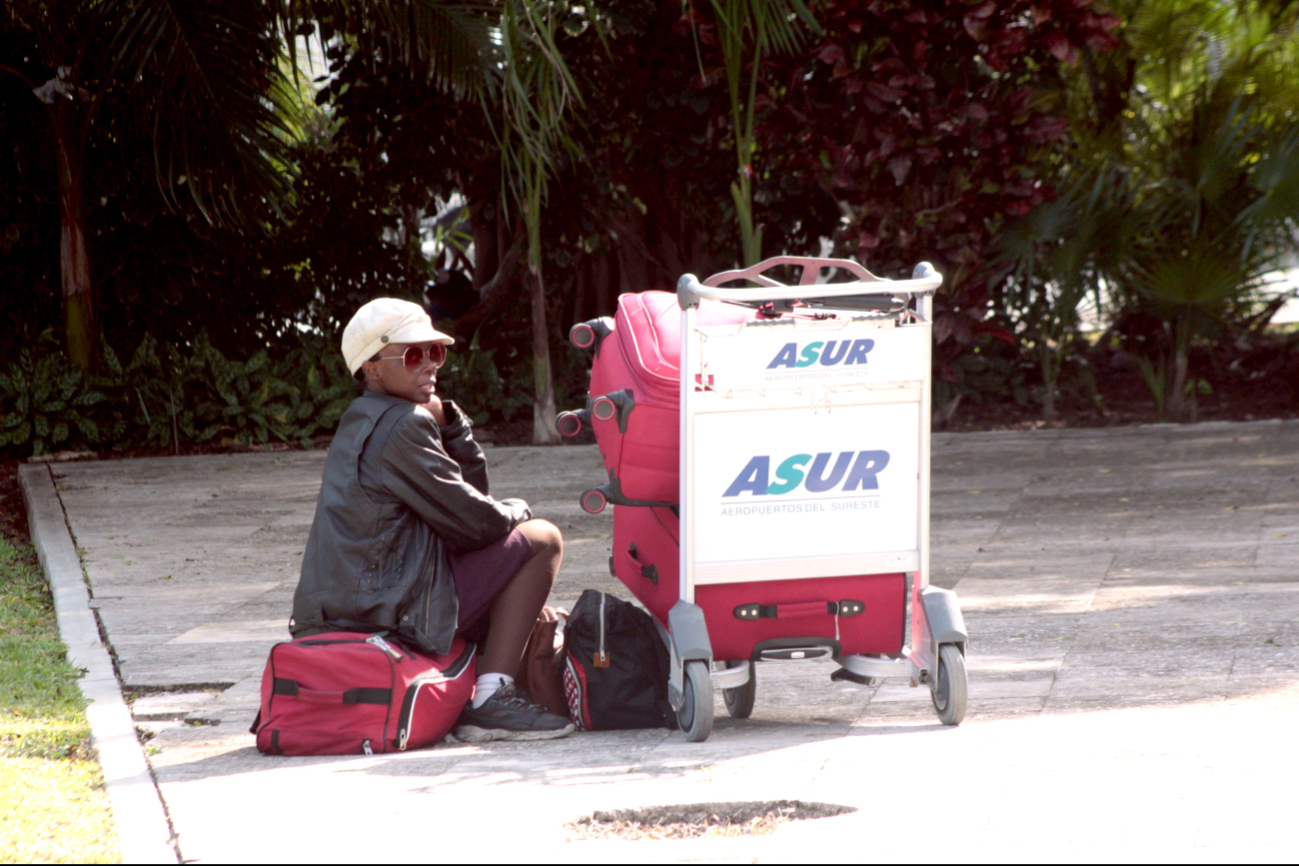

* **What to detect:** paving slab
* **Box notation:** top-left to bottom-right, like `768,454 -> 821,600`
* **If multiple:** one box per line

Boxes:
40,419 -> 1299,861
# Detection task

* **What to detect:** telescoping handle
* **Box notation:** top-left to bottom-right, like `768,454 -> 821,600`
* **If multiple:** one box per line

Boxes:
677,256 -> 941,310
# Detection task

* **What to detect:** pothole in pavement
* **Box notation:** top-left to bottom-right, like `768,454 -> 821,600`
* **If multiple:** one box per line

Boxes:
566,800 -> 856,841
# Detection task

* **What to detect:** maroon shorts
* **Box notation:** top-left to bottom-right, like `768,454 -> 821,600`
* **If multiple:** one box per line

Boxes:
449,528 -> 534,635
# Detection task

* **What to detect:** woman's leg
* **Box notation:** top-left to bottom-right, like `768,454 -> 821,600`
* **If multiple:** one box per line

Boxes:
478,519 -> 563,678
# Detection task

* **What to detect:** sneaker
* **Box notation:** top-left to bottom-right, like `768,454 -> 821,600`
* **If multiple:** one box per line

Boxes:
454,685 -> 576,742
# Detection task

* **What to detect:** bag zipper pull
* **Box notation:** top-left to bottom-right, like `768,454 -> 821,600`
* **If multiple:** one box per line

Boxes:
366,635 -> 403,660
594,592 -> 610,668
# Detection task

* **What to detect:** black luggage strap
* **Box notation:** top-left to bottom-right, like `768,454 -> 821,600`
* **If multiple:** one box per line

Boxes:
272,678 -> 392,705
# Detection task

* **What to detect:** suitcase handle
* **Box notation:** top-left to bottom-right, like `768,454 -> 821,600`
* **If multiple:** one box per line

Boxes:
733,600 -> 865,620
627,543 -> 659,586
776,601 -> 830,618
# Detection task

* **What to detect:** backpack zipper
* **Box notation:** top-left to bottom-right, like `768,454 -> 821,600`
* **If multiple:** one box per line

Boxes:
594,592 -> 610,667
396,642 -> 476,750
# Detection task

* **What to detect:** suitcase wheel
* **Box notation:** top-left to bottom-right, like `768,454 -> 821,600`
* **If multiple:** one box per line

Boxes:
580,487 -> 608,514
556,409 -> 588,437
570,317 -> 613,351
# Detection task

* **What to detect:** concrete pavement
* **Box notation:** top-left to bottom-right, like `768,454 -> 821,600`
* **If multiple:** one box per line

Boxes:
31,419 -> 1299,861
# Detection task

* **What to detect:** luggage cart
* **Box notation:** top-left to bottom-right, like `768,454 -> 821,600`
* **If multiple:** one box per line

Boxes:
560,255 -> 968,743
665,256 -> 967,742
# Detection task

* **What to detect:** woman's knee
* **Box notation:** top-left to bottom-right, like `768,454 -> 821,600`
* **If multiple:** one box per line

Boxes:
518,518 -> 563,558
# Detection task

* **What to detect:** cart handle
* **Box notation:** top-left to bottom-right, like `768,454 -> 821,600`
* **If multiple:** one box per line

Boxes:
677,256 -> 941,310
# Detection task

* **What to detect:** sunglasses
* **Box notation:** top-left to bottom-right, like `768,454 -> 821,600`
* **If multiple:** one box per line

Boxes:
373,343 -> 447,371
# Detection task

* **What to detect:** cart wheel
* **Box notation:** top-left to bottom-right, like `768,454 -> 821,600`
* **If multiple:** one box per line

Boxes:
930,644 -> 968,726
676,660 -> 714,742
722,661 -> 756,719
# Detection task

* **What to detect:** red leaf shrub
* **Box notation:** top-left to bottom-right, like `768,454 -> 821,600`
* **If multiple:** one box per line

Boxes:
757,0 -> 1120,382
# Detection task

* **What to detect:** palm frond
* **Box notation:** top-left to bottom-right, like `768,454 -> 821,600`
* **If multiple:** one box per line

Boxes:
298,0 -> 497,97
1238,123 -> 1299,254
493,0 -> 581,221
106,0 -> 298,227
1131,240 -> 1262,311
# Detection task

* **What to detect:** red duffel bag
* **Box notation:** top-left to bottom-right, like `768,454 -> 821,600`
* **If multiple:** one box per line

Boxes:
251,632 -> 476,756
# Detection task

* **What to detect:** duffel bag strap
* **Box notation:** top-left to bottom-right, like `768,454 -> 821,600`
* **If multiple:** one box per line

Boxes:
272,678 -> 391,705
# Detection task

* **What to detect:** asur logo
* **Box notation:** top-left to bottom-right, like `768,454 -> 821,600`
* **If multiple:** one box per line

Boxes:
767,339 -> 874,369
723,451 -> 891,497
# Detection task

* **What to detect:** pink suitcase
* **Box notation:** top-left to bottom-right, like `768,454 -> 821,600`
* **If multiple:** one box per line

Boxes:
563,292 -> 752,507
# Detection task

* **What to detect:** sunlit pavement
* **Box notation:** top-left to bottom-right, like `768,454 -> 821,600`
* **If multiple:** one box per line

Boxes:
43,419 -> 1299,862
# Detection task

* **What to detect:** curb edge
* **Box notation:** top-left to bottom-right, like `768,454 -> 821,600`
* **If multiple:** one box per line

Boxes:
19,463 -> 180,865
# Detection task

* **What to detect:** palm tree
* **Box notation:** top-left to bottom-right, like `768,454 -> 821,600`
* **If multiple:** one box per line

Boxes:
2,0 -> 542,372
995,165 -> 1136,421
3,0 -> 298,369
693,0 -> 816,266
494,0 -> 579,444
1121,99 -> 1299,417
1030,0 -> 1299,419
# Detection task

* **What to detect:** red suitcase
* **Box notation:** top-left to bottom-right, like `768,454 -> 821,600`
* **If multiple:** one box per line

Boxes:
612,504 -> 682,626
612,502 -> 905,659
251,632 -> 476,756
696,574 -> 907,662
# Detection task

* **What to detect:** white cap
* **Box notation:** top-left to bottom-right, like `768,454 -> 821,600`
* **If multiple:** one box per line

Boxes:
342,298 -> 453,374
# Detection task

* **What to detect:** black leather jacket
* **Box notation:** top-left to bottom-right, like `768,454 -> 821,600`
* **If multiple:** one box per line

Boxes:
291,390 -> 531,654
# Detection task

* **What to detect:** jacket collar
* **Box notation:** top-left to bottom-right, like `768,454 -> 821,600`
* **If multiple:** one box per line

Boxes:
360,389 -> 414,409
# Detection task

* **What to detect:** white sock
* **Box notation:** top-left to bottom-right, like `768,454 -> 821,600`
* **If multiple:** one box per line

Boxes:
471,673 -> 514,709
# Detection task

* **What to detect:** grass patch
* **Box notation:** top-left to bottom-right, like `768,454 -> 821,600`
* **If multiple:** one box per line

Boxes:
0,534 -> 121,863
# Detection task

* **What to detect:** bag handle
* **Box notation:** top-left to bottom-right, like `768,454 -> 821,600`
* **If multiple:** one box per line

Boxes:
272,679 -> 391,705
732,600 -> 866,620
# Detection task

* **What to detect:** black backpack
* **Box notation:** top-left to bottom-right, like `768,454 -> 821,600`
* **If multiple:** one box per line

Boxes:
562,590 -> 673,730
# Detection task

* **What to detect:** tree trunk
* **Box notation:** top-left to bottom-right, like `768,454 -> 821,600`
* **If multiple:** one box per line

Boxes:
468,196 -> 500,294
54,103 -> 96,370
527,261 -> 559,445
592,250 -> 616,315
1168,315 -> 1190,419
1040,341 -> 1058,423
454,229 -> 526,337
1169,344 -> 1189,419
616,231 -> 652,296
1041,383 -> 1057,423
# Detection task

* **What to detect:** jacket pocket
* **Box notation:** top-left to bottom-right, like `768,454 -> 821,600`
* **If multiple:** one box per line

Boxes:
369,512 -> 411,591
399,537 -> 453,656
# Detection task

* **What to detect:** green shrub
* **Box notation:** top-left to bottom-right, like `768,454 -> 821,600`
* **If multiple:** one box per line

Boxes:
0,329 -> 543,460
0,350 -> 110,456
934,334 -> 1032,411
274,335 -> 357,447
435,332 -> 532,427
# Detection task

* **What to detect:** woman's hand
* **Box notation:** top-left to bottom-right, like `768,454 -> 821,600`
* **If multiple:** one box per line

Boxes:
539,605 -> 567,623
